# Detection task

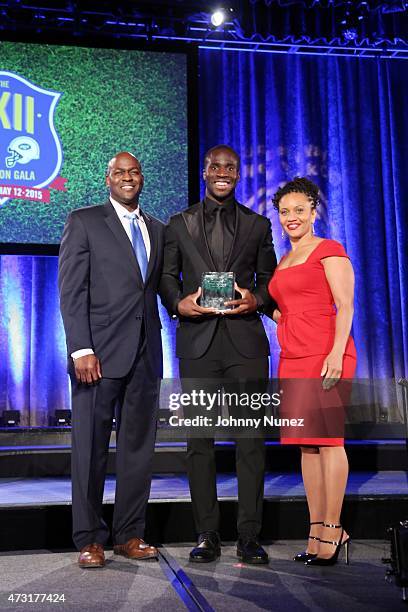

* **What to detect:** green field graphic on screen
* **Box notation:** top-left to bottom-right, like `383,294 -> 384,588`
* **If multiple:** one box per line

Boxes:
0,42 -> 188,244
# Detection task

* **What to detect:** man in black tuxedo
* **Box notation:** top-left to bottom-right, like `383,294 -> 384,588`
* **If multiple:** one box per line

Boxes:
160,145 -> 277,564
58,152 -> 163,568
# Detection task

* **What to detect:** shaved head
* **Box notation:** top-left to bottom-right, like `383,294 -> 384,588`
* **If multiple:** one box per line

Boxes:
106,151 -> 141,176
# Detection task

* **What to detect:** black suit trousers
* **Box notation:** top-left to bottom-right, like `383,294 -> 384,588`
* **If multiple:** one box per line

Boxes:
179,319 -> 269,537
70,340 -> 160,550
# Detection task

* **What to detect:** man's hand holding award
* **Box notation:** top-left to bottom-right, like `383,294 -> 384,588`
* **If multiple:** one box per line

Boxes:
177,273 -> 258,317
222,281 -> 258,315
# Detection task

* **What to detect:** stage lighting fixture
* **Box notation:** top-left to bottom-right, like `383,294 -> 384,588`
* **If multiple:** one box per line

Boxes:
55,409 -> 72,426
341,16 -> 358,41
210,8 -> 234,28
1,410 -> 20,427
340,2 -> 367,42
158,409 -> 171,428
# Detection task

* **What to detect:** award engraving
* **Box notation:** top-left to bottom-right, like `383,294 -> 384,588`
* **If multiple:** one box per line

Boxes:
201,272 -> 235,311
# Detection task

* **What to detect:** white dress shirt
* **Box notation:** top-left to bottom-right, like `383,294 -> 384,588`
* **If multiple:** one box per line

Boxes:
71,197 -> 151,360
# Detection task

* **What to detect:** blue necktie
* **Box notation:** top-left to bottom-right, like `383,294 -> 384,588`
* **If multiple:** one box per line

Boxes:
125,213 -> 148,281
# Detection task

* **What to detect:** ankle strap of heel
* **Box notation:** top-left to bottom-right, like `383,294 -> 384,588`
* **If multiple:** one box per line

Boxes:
319,538 -> 340,546
308,522 -> 323,542
320,523 -> 343,546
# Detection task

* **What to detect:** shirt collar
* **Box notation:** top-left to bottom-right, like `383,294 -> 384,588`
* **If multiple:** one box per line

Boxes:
204,195 -> 236,214
110,196 -> 143,220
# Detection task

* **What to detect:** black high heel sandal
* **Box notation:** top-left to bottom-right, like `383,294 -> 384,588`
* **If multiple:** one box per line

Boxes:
305,523 -> 350,566
293,521 -> 323,562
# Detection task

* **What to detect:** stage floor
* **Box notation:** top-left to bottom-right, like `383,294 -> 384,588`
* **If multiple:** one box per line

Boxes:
1,471 -> 407,507
0,541 -> 405,611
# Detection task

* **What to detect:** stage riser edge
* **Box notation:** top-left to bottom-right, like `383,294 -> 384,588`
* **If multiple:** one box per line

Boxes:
0,497 -> 406,551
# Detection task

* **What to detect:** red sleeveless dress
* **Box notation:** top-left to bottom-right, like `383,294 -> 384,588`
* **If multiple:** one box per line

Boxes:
268,239 -> 357,446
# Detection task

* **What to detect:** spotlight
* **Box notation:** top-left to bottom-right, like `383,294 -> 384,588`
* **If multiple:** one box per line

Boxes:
210,7 -> 233,28
1,410 -> 20,427
211,9 -> 226,27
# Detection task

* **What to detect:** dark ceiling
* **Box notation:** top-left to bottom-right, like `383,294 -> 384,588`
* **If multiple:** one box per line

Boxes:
0,1 -> 406,56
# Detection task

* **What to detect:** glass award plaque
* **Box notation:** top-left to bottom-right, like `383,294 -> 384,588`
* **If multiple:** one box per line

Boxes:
201,272 -> 235,311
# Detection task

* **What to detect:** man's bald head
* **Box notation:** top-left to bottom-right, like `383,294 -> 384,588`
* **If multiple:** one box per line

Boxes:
106,151 -> 141,176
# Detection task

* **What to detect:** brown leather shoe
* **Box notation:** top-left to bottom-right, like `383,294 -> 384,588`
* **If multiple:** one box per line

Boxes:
78,543 -> 105,568
113,537 -> 158,560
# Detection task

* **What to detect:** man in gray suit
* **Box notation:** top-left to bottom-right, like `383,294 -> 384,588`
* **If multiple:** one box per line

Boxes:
59,151 -> 164,568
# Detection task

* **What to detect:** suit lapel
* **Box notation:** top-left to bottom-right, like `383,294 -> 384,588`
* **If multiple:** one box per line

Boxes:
103,202 -> 144,284
226,202 -> 257,269
182,201 -> 215,270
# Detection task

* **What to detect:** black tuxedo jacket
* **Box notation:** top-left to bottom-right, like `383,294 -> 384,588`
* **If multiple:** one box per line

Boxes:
159,199 -> 277,359
58,201 -> 164,378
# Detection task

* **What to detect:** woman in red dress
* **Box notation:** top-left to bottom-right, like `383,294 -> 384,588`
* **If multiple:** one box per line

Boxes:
268,177 -> 357,566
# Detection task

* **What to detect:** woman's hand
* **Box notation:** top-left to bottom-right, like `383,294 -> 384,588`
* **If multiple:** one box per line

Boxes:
321,349 -> 343,390
272,309 -> 282,324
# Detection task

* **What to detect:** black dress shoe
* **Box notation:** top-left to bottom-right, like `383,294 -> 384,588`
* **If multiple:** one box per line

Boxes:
237,537 -> 269,565
189,531 -> 221,563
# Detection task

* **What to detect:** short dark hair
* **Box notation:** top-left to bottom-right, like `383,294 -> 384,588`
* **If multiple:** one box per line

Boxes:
203,145 -> 240,169
272,177 -> 320,210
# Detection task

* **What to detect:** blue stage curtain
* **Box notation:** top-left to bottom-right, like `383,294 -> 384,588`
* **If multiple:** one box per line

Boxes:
0,255 -> 177,426
198,49 -> 408,378
0,256 -> 69,426
0,51 -> 407,424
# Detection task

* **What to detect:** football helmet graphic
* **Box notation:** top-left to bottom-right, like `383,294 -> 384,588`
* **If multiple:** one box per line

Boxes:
5,136 -> 40,169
